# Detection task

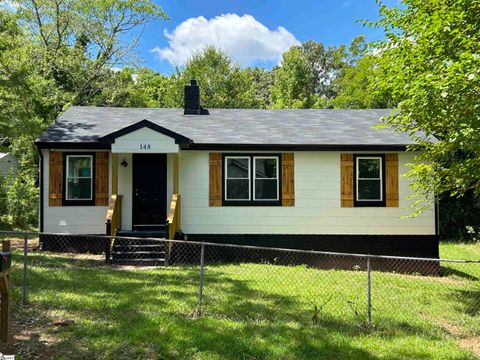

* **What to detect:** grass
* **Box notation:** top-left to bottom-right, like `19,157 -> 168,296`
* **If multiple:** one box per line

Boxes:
4,241 -> 480,359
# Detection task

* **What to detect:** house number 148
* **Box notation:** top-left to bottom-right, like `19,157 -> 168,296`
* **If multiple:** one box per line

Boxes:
139,144 -> 151,150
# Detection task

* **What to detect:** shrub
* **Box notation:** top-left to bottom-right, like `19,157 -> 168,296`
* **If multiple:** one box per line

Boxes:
5,172 -> 38,229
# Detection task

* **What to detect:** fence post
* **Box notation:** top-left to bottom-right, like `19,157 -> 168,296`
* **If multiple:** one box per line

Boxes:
198,242 -> 205,311
367,256 -> 372,325
22,232 -> 28,306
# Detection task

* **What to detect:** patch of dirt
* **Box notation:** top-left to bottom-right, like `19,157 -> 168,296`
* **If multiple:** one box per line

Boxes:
2,317 -> 57,359
1,310 -> 84,359
9,238 -> 40,250
438,317 -> 480,358
459,338 -> 480,358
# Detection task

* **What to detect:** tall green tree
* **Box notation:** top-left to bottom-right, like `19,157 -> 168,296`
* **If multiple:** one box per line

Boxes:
373,0 -> 480,213
270,41 -> 347,108
270,46 -> 315,108
0,1 -> 166,227
176,47 -> 258,108
332,37 -> 394,109
91,68 -> 178,108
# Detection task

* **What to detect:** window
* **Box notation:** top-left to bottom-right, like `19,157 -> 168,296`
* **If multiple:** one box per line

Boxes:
224,155 -> 280,205
64,154 -> 94,204
254,157 -> 279,201
225,156 -> 250,201
355,156 -> 385,207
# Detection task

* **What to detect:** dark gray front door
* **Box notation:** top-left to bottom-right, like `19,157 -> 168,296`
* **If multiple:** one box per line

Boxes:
132,154 -> 167,230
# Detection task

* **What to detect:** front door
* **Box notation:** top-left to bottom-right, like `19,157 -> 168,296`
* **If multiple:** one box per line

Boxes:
132,154 -> 167,230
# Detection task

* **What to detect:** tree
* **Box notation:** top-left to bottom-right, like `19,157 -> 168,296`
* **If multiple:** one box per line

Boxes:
372,0 -> 480,212
270,41 -> 347,108
301,41 -> 346,99
245,67 -> 274,109
176,47 -> 258,108
331,37 -> 395,109
270,46 -> 315,108
0,1 -> 166,227
14,0 -> 167,104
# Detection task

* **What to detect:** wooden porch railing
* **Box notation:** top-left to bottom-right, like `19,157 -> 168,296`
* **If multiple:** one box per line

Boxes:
105,194 -> 122,263
165,194 -> 180,265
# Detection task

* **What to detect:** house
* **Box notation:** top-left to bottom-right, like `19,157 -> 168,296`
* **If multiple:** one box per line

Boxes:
35,80 -> 438,262
0,153 -> 17,177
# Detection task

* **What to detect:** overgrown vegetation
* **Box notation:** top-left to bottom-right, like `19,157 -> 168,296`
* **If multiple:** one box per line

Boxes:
372,0 -> 480,214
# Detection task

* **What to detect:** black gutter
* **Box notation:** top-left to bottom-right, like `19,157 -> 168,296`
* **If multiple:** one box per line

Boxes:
35,140 -> 415,152
183,143 -> 410,151
35,142 -> 110,150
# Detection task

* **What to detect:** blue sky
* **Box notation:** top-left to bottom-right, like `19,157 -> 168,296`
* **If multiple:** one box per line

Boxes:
136,0 -> 396,74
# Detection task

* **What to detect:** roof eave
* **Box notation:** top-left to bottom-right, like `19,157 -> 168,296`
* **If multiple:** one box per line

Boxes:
184,143 -> 414,151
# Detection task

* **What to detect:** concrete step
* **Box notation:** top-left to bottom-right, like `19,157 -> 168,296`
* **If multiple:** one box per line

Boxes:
116,230 -> 166,239
111,258 -> 166,266
112,251 -> 166,260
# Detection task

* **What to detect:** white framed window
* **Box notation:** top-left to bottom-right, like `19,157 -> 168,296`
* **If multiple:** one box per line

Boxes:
253,156 -> 279,201
356,156 -> 383,202
225,156 -> 251,201
223,155 -> 281,205
65,155 -> 93,201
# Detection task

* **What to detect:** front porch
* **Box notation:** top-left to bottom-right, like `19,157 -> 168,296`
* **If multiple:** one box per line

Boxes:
104,151 -> 181,265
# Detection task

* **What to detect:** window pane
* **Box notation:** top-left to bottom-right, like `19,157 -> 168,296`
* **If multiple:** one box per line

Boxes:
358,158 -> 380,178
255,158 -> 277,179
227,158 -> 249,178
255,179 -> 278,200
68,157 -> 91,177
358,180 -> 381,200
67,178 -> 92,200
226,179 -> 249,200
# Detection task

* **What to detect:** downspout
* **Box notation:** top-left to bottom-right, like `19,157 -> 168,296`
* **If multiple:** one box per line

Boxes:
37,146 -> 44,233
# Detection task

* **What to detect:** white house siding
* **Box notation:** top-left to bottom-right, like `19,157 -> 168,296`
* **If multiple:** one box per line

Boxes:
42,149 -> 110,234
179,151 -> 436,235
111,127 -> 179,153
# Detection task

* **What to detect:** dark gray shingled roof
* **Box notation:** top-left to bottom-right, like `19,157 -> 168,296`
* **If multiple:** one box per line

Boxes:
36,106 -> 418,147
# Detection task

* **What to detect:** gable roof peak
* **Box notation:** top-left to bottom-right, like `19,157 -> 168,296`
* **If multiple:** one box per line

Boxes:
99,119 -> 193,145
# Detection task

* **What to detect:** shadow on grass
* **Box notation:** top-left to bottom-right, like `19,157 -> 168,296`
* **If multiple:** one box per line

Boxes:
452,288 -> 480,317
9,253 -> 475,359
441,265 -> 479,281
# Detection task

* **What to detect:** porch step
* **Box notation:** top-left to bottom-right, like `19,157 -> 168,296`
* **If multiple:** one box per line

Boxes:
116,229 -> 166,239
111,258 -> 166,266
109,234 -> 168,266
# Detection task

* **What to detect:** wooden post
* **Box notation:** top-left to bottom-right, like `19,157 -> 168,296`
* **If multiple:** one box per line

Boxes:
112,153 -> 118,195
1,240 -> 11,342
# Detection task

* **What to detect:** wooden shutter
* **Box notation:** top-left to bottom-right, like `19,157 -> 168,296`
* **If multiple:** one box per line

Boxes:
340,154 -> 354,207
385,153 -> 399,207
49,151 -> 63,206
281,153 -> 295,206
209,153 -> 222,206
95,152 -> 109,206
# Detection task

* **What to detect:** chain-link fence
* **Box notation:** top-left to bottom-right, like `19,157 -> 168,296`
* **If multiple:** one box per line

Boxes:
0,231 -> 479,349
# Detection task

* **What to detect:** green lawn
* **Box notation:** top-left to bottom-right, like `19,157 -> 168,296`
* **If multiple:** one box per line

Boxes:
5,242 -> 480,359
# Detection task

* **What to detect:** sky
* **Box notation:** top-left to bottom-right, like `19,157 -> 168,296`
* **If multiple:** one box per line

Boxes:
134,0 -> 397,74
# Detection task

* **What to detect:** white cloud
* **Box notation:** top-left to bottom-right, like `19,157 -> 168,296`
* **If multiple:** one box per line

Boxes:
151,14 -> 300,67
